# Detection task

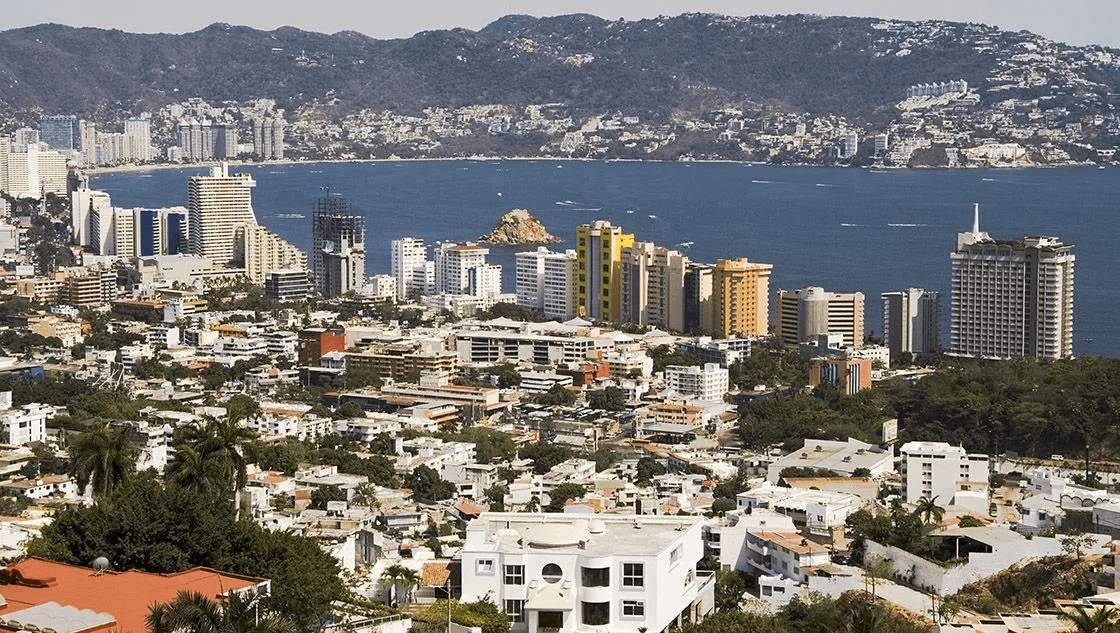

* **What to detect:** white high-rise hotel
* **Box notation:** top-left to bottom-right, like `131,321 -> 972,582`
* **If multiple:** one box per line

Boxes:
188,163 -> 258,266
390,237 -> 432,300
516,247 -> 577,320
950,204 -> 1074,360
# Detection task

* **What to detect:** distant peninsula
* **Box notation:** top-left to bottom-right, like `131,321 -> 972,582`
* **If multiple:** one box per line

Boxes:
479,209 -> 562,245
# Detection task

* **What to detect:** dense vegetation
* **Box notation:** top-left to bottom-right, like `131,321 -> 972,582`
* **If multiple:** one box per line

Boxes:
26,473 -> 345,630
680,592 -> 929,633
738,357 -> 1120,464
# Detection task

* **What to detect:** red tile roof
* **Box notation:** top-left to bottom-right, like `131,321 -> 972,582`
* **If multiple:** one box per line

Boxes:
0,558 -> 267,633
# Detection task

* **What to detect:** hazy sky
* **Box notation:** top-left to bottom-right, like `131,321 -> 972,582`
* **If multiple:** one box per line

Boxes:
4,1 -> 1116,48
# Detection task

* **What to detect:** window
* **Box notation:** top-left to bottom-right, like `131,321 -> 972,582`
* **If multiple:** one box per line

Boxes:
504,599 -> 525,623
504,565 -> 525,585
581,601 -> 610,626
622,600 -> 645,618
581,566 -> 609,587
476,559 -> 494,575
622,562 -> 644,588
670,545 -> 682,566
542,563 -> 563,583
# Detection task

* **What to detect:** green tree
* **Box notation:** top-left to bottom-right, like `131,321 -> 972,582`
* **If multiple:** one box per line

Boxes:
177,415 -> 257,517
635,456 -> 667,483
69,421 -> 138,497
147,589 -> 296,633
714,570 -> 746,612
586,386 -> 627,411
546,482 -> 584,512
309,485 -> 348,510
406,465 -> 455,503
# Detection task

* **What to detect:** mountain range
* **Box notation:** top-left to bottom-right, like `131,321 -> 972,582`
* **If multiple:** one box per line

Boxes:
1,13 -> 1117,124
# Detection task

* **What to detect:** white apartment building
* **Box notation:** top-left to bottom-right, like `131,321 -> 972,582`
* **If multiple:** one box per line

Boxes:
882,287 -> 941,362
435,242 -> 493,295
188,163 -> 258,265
898,441 -> 990,506
212,337 -> 270,366
0,403 -> 49,445
70,183 -> 112,248
390,237 -> 430,300
775,286 -> 865,347
460,513 -> 715,633
454,329 -> 595,366
663,363 -> 729,401
516,247 -> 577,320
950,205 -> 1074,359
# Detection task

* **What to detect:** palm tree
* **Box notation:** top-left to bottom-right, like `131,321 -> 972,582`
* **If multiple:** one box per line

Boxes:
381,564 -> 421,608
178,415 -> 257,518
69,421 -> 138,497
1058,604 -> 1120,633
147,589 -> 295,633
913,495 -> 946,527
165,444 -> 224,496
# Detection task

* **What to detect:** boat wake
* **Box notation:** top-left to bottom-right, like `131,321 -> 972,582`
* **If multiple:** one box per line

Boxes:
888,223 -> 930,227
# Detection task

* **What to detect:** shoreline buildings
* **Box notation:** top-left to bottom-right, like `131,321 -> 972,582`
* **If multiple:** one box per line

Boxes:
188,162 -> 258,265
950,205 -> 1074,359
882,288 -> 941,363
775,286 -> 865,347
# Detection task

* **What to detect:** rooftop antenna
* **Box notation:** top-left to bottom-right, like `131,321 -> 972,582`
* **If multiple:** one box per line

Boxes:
91,557 -> 109,575
972,203 -> 981,235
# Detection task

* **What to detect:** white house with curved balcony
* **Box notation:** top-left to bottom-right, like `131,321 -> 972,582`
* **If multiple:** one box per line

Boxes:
459,513 -> 714,633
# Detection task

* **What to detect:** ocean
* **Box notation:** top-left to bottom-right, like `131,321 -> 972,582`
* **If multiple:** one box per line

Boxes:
91,160 -> 1120,357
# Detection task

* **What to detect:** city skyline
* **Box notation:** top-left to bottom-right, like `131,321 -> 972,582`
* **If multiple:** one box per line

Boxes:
2,1 -> 1116,49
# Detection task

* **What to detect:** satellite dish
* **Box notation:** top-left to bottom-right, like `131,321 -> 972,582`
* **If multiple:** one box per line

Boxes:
91,557 -> 110,574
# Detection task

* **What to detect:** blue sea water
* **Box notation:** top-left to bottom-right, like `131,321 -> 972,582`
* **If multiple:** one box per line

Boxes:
92,160 -> 1120,358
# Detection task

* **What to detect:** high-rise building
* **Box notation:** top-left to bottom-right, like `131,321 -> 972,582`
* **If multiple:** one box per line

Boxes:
177,119 -> 214,161
882,288 -> 941,363
950,205 -> 1074,359
70,182 -> 112,248
435,242 -> 492,295
390,237 -> 431,300
620,241 -> 688,331
683,263 -> 714,335
711,258 -> 773,339
240,224 -> 308,285
40,115 -> 79,151
212,124 -> 239,160
113,209 -> 135,257
775,286 -> 865,347
254,117 -> 284,160
123,118 -> 152,162
188,163 -> 258,265
79,120 -> 97,166
575,220 -> 634,322
311,197 -> 365,297
162,209 -> 189,255
516,247 -> 577,320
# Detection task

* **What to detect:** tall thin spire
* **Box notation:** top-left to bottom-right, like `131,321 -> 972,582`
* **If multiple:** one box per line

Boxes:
972,203 -> 980,235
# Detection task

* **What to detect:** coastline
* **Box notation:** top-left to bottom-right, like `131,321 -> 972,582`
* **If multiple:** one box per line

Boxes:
84,155 -> 1105,176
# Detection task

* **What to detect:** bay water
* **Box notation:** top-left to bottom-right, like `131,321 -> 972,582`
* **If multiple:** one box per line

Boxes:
91,160 -> 1119,357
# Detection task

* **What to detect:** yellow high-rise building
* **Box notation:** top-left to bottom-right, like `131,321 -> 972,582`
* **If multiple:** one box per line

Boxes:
575,221 -> 634,322
712,258 -> 773,338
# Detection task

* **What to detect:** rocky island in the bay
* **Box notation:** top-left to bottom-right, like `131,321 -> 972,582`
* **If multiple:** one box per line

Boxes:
478,209 -> 562,245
